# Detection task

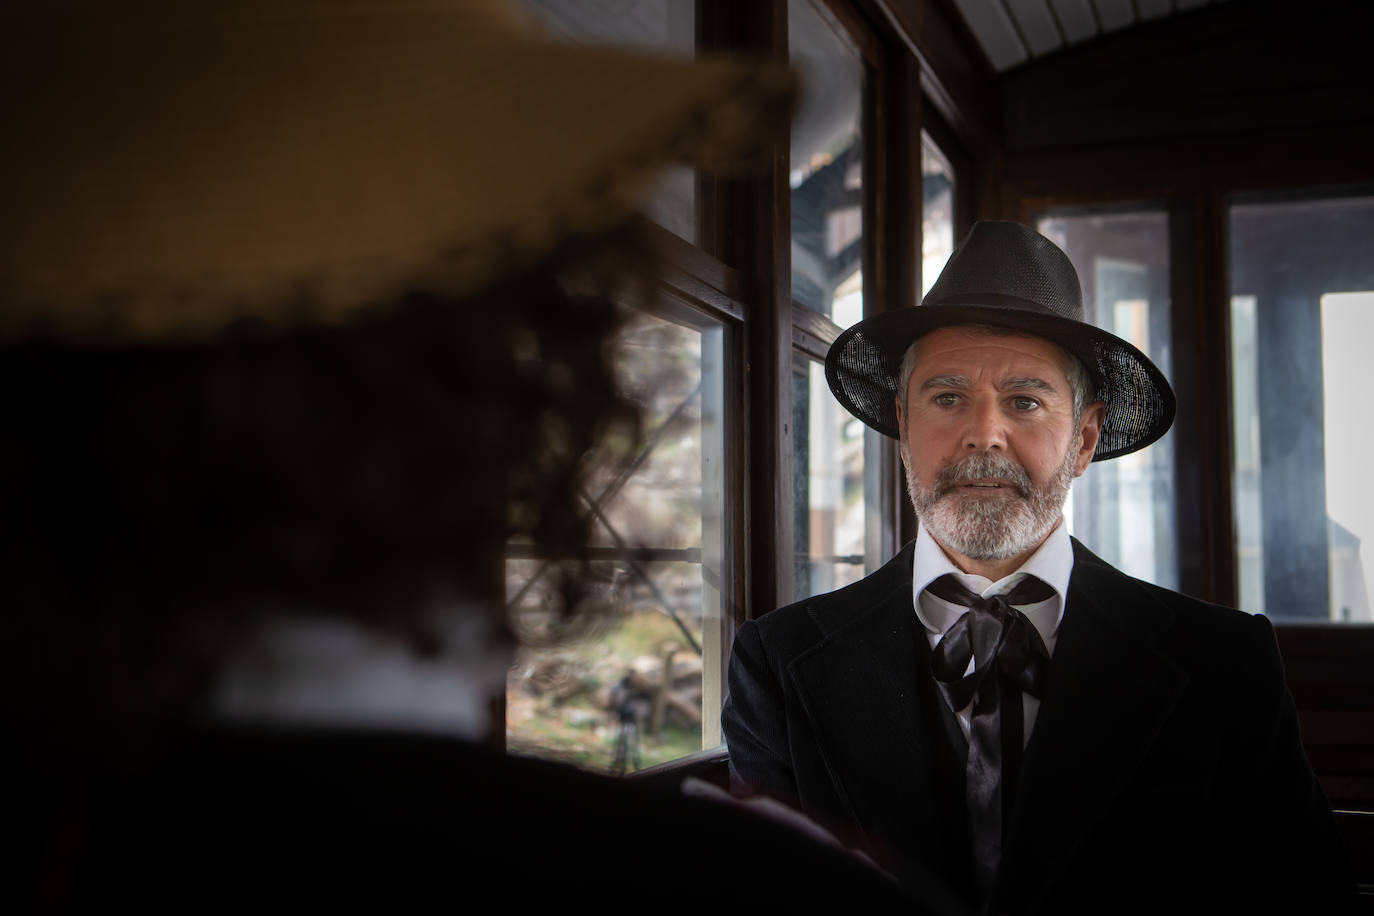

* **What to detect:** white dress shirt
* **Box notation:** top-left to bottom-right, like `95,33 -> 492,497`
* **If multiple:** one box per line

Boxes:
911,519 -> 1075,745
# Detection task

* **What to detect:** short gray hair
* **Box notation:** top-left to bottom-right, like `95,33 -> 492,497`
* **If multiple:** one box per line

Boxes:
896,324 -> 1094,422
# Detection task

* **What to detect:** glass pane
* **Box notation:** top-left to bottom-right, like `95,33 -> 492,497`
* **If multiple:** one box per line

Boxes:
789,0 -> 864,324
1229,192 -> 1374,622
506,307 -> 727,771
1036,211 -> 1177,590
921,133 -> 955,298
793,354 -> 874,599
516,0 -> 698,243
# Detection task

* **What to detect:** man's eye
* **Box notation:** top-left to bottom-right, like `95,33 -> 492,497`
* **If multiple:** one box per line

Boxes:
934,393 -> 960,406
1011,396 -> 1040,411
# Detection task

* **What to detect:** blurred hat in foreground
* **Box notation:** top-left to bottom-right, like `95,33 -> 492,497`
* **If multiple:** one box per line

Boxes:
0,0 -> 795,344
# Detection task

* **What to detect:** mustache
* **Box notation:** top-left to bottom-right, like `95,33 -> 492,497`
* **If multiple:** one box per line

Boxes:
933,451 -> 1033,498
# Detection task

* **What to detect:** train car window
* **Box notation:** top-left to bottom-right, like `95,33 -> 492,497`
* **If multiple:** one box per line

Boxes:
518,0 -> 698,243
788,0 -> 884,600
504,0 -> 743,772
507,294 -> 730,772
789,0 -> 864,326
921,131 -> 956,298
1036,209 -> 1179,591
1229,190 -> 1374,622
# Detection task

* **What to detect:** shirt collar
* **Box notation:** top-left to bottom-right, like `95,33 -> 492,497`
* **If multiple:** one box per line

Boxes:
911,518 -> 1075,643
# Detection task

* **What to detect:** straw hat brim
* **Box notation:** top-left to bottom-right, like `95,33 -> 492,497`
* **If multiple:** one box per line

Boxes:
823,300 -> 1177,461
0,2 -> 796,344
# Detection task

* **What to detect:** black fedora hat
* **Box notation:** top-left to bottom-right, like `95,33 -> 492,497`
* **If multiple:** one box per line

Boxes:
824,220 -> 1175,460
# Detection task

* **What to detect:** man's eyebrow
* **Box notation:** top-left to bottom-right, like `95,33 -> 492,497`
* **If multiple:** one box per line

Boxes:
1001,376 -> 1056,392
919,374 -> 971,391
918,374 -> 1058,393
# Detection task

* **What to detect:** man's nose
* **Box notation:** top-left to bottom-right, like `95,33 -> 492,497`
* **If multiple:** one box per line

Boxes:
962,400 -> 1007,451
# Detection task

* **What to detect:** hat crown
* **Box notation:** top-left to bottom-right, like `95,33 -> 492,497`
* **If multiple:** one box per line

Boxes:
923,221 -> 1084,323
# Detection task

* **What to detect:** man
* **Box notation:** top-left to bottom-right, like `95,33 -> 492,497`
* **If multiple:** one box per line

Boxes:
722,221 -> 1355,914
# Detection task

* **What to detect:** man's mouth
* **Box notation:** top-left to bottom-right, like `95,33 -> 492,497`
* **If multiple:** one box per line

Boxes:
960,479 -> 1015,492
930,454 -> 1034,499
939,477 -> 1027,498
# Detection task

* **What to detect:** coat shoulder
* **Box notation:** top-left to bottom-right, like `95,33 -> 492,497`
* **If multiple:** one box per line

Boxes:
1069,536 -> 1275,659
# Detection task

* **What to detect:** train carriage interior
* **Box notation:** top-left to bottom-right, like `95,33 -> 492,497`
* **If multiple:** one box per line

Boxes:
503,0 -> 1374,905
9,0 -> 1373,909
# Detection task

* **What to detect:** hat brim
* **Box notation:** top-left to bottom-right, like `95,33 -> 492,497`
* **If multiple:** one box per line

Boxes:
824,303 -> 1177,461
1,4 -> 795,344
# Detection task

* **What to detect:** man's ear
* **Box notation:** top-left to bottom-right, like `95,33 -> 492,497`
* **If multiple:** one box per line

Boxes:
894,394 -> 906,443
1074,402 -> 1106,476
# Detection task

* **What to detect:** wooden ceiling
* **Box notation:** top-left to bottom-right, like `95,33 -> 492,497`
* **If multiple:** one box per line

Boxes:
948,0 -> 1226,72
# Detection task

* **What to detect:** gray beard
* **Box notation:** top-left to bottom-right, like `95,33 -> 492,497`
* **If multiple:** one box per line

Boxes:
902,440 -> 1078,561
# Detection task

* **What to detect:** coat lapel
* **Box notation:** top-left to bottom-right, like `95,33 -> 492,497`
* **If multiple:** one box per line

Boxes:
785,546 -> 968,886
999,539 -> 1189,912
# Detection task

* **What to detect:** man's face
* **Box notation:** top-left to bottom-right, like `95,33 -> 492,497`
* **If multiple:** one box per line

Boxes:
894,325 -> 1104,562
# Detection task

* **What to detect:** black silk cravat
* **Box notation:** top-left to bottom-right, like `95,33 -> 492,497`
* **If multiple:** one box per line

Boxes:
926,573 -> 1055,908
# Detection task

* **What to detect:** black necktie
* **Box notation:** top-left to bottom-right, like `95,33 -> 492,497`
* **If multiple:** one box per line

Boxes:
926,573 -> 1055,908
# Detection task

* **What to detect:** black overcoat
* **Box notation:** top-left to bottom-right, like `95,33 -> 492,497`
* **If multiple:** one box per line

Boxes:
721,538 -> 1356,914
